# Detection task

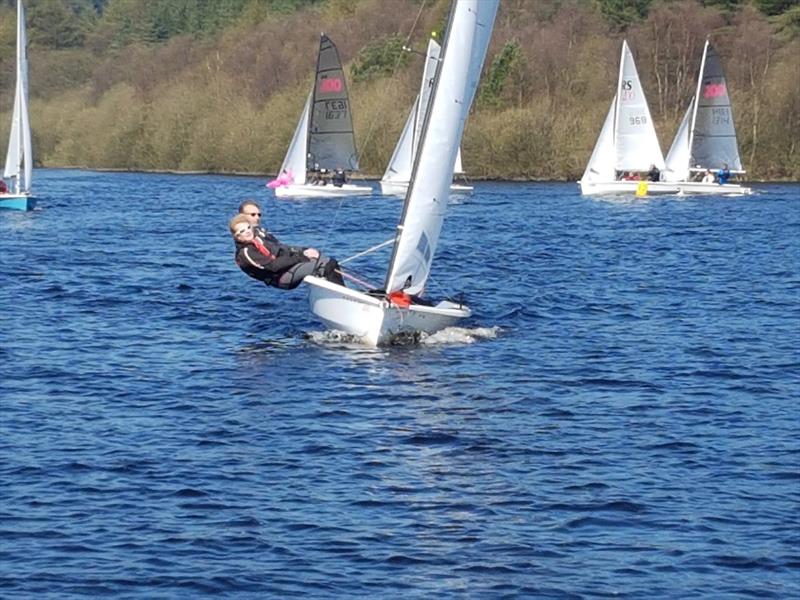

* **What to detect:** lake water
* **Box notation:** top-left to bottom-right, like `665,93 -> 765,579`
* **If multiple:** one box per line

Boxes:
1,170 -> 798,598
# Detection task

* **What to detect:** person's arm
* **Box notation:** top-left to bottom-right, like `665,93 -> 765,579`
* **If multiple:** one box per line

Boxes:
241,246 -> 305,274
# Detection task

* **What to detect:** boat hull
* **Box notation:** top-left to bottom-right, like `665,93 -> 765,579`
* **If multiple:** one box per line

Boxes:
579,180 -> 680,196
675,181 -> 752,196
380,180 -> 473,196
274,183 -> 372,198
305,275 -> 471,346
0,193 -> 34,211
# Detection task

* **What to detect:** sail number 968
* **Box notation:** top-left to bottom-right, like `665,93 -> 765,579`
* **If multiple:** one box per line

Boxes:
629,115 -> 648,126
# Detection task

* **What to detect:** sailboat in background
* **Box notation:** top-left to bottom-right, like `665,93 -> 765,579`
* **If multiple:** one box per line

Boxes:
380,38 -> 473,196
579,40 -> 678,196
1,0 -> 34,212
305,0 -> 499,345
663,40 -> 751,195
268,34 -> 371,198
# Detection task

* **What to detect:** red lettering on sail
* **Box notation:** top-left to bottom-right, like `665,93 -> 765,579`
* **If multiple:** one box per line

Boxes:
703,83 -> 727,99
319,78 -> 343,93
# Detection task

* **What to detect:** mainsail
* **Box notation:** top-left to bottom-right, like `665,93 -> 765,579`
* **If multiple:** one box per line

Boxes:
614,40 -> 664,172
384,0 -> 499,296
4,0 -> 32,194
688,41 -> 743,172
308,34 -> 359,172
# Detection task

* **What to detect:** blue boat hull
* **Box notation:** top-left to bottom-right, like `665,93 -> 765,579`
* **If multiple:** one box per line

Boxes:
0,194 -> 35,211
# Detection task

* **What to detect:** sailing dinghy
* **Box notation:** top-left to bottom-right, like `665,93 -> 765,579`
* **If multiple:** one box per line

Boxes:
269,34 -> 371,198
305,0 -> 499,345
380,38 -> 473,196
1,0 -> 34,212
663,40 -> 751,195
579,40 -> 678,196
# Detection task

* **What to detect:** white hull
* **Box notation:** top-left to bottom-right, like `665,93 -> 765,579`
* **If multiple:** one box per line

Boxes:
379,180 -> 473,196
305,276 -> 471,346
676,181 -> 752,196
274,182 -> 372,198
579,180 -> 680,196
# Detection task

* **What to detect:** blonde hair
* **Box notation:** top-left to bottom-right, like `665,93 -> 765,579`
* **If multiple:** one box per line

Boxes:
229,213 -> 251,234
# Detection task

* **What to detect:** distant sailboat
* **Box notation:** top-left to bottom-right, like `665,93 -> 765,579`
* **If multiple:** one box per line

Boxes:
579,40 -> 678,196
664,40 -> 751,195
380,38 -> 472,196
305,0 -> 499,345
268,34 -> 372,198
1,0 -> 34,212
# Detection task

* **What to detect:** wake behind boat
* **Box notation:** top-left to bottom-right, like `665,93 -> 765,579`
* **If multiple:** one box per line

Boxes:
1,0 -> 34,212
380,38 -> 473,196
664,40 -> 751,196
268,34 -> 371,198
305,0 -> 499,345
579,40 -> 677,197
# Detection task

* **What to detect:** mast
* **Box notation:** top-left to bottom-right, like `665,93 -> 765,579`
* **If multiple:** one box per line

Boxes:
688,39 -> 708,170
305,33 -> 324,174
612,41 -> 627,153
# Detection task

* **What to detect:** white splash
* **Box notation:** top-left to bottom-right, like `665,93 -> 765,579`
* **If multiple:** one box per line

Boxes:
305,326 -> 501,347
420,325 -> 501,345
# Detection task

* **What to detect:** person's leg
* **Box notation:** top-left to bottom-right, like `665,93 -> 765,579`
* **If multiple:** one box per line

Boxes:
276,261 -> 317,289
314,255 -> 345,285
275,256 -> 345,289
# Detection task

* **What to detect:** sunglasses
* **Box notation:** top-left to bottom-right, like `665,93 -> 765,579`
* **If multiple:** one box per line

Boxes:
247,212 -> 261,217
234,226 -> 252,236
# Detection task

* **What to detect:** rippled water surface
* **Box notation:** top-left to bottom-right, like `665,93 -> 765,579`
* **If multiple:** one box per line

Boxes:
1,170 -> 798,598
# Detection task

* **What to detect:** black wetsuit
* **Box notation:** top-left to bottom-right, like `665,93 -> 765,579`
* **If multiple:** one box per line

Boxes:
234,234 -> 344,290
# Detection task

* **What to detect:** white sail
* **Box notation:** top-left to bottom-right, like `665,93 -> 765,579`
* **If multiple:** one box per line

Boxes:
382,104 -> 416,183
581,100 -> 616,183
4,0 -> 32,194
454,148 -> 465,175
664,100 -> 693,182
385,0 -> 499,295
614,40 -> 664,172
279,92 -> 311,185
382,39 -> 468,186
383,39 -> 440,184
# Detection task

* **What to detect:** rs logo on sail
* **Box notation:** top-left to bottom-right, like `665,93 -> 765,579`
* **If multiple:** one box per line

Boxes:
621,79 -> 635,100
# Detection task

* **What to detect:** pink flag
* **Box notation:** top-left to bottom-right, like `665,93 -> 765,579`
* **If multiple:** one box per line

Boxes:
267,169 -> 294,189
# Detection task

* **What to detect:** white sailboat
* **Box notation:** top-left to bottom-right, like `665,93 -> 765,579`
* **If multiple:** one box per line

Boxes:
269,34 -> 372,198
1,0 -> 34,212
305,0 -> 499,345
663,40 -> 751,195
380,38 -> 472,196
579,40 -> 678,196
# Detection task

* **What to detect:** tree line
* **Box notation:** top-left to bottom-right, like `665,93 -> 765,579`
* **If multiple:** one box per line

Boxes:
0,0 -> 797,180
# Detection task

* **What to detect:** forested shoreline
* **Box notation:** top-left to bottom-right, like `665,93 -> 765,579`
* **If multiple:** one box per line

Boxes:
0,0 -> 797,180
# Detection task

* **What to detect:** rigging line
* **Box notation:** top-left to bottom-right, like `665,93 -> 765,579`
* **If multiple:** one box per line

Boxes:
336,269 -> 377,290
354,0 -> 428,168
320,194 -> 346,250
340,238 -> 395,264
